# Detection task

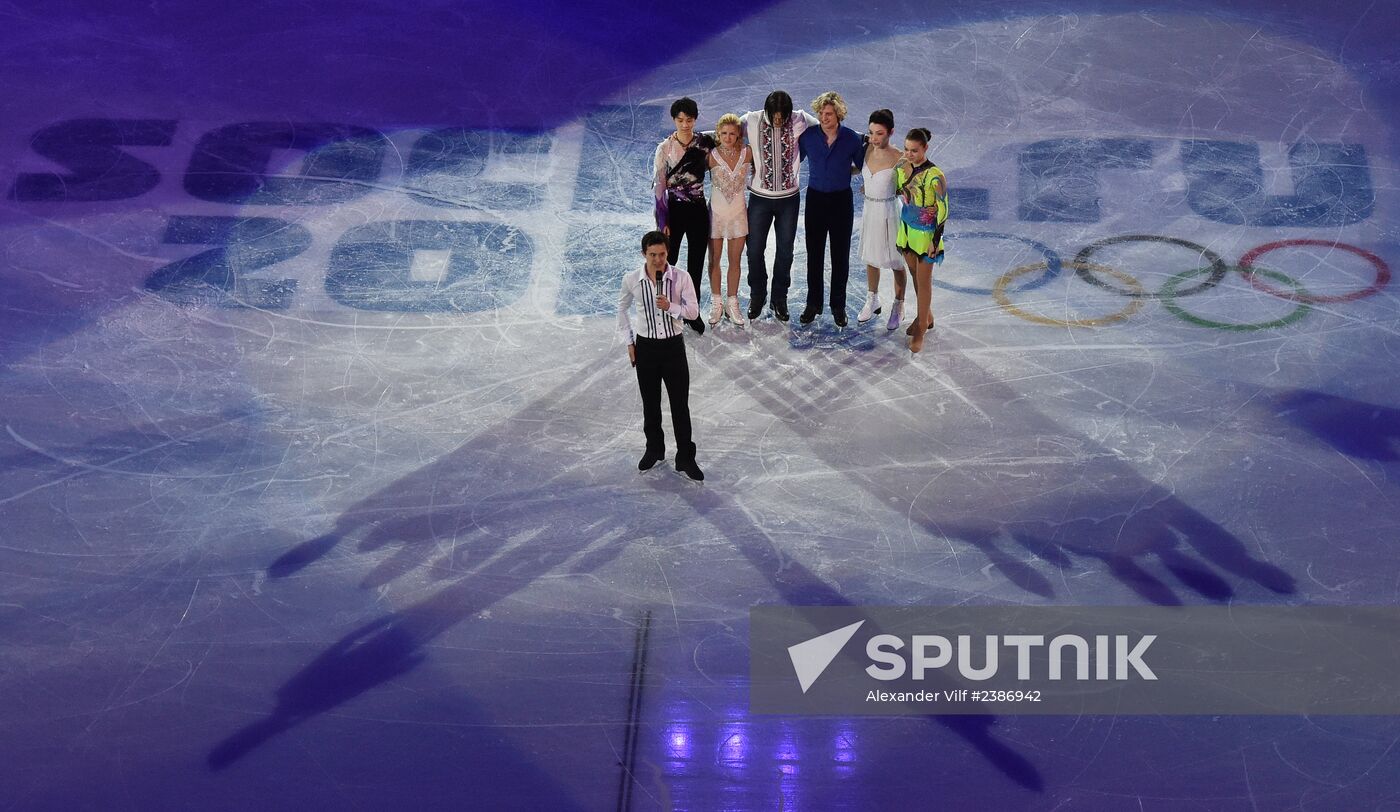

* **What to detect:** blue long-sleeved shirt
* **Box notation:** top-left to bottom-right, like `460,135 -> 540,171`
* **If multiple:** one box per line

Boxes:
798,125 -> 864,192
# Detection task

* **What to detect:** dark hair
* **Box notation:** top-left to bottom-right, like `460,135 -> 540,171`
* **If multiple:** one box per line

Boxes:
670,97 -> 698,119
905,127 -> 931,146
763,90 -> 793,123
868,109 -> 894,131
641,230 -> 668,252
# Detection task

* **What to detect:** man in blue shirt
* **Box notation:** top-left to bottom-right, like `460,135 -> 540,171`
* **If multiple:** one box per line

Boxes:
798,91 -> 865,327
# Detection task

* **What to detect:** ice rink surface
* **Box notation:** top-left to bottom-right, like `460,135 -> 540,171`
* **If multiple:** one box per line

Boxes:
2,1 -> 1399,809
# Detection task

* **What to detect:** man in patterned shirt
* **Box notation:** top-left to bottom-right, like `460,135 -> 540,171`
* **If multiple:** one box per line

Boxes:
737,91 -> 819,322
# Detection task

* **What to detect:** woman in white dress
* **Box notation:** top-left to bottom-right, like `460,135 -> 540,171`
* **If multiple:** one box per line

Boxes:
855,109 -> 908,330
707,114 -> 752,326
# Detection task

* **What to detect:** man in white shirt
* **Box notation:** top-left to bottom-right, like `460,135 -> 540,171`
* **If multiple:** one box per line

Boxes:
617,230 -> 704,481
739,90 -> 820,322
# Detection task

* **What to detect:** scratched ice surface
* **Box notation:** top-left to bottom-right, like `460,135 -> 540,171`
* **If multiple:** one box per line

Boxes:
1,1 -> 1398,809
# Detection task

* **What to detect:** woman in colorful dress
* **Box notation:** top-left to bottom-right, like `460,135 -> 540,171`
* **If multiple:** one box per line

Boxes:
653,97 -> 715,334
895,127 -> 948,354
855,109 -> 908,331
706,113 -> 752,326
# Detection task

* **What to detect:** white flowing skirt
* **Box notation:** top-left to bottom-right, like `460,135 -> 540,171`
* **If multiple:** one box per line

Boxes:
859,197 -> 904,269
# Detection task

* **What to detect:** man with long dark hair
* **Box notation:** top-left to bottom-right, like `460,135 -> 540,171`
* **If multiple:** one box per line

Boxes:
737,90 -> 819,322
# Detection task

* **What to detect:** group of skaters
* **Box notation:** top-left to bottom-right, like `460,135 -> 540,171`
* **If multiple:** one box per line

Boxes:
616,90 -> 949,480
642,89 -> 948,351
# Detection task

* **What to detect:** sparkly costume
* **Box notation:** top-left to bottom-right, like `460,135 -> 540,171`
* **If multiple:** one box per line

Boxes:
895,162 -> 948,262
654,133 -> 716,303
708,145 -> 751,240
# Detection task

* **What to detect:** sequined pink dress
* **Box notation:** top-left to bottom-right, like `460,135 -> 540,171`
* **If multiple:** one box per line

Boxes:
708,145 -> 752,240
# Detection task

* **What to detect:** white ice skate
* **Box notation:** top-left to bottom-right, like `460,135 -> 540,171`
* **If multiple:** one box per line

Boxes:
725,296 -> 746,327
857,293 -> 882,323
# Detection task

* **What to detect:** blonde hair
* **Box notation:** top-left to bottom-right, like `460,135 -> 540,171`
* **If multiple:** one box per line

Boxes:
716,113 -> 742,134
811,91 -> 847,121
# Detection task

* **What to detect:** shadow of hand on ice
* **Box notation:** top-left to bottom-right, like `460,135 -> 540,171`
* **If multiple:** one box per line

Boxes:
215,359 -> 638,770
1269,388 -> 1400,464
714,339 -> 1294,606
267,359 -> 618,582
211,509 -> 634,771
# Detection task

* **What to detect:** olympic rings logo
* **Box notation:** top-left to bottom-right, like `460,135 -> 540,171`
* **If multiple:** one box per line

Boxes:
940,233 -> 1392,331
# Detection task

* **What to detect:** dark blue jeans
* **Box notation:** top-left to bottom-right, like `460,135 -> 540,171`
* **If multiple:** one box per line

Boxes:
746,192 -> 800,309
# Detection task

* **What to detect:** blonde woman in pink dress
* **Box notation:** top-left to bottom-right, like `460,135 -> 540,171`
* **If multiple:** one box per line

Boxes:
706,114 -> 752,326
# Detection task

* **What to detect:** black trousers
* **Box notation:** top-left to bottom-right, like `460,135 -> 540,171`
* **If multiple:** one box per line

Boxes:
666,199 -> 709,305
804,188 -> 855,315
634,335 -> 695,466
